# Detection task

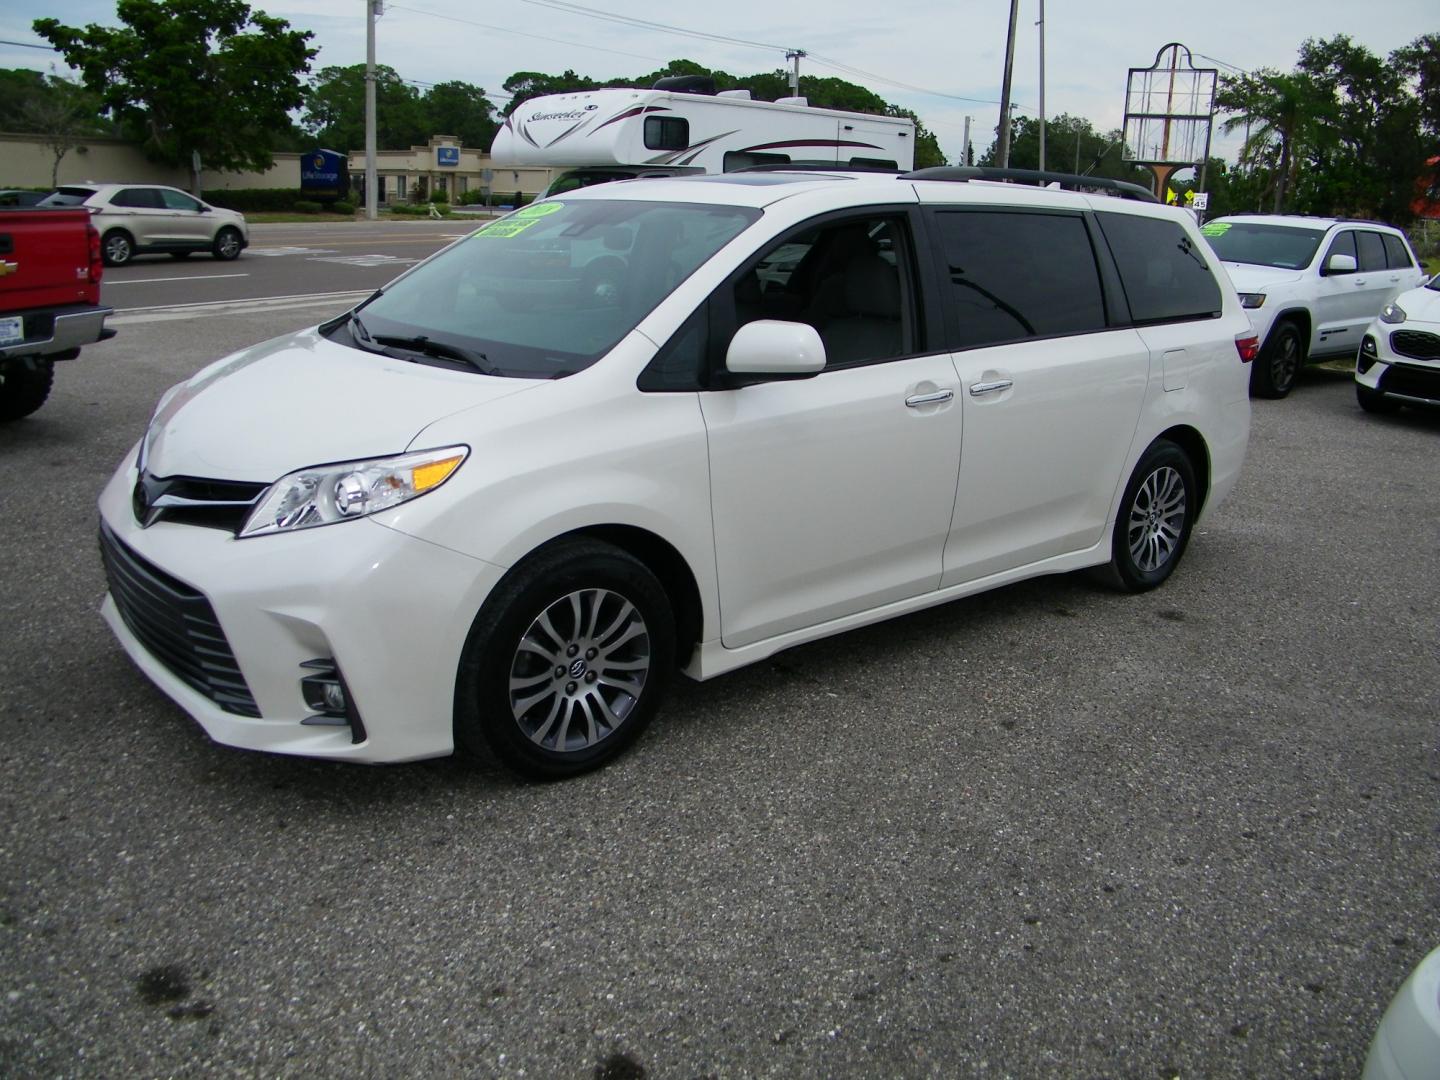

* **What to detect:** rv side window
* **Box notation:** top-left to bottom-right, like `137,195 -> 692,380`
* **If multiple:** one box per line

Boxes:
724,151 -> 791,172
644,116 -> 689,151
848,157 -> 899,170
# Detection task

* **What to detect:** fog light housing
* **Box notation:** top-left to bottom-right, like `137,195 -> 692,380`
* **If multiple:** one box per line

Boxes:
298,659 -> 367,743
1358,335 -> 1379,374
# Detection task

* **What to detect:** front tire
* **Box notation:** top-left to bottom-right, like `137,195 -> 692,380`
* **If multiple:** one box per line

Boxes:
1356,383 -> 1401,415
455,539 -> 674,779
212,227 -> 243,261
1251,320 -> 1304,399
0,358 -> 56,421
101,230 -> 133,267
1100,440 -> 1197,592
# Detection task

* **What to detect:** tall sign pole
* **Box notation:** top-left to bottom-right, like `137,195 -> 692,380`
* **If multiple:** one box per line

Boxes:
364,0 -> 380,221
997,0 -> 1019,167
1037,0 -> 1046,171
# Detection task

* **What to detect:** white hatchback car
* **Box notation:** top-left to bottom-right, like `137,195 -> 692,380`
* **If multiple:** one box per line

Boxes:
98,168 -> 1253,777
1355,276 -> 1440,413
40,183 -> 249,266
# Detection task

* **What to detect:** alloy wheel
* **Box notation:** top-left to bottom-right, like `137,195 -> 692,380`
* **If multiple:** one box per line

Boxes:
507,588 -> 651,753
1127,466 -> 1187,573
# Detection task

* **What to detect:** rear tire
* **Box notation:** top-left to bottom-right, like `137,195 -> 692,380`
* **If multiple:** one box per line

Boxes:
1097,440 -> 1197,592
0,358 -> 55,421
101,230 -> 133,267
1251,320 -> 1304,399
455,539 -> 674,779
1356,383 -> 1401,414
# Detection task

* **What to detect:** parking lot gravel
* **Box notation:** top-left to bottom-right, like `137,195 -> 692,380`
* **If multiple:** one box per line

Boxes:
1,314 -> 1436,1078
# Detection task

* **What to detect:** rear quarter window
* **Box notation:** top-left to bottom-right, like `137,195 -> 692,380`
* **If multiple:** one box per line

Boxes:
1096,212 -> 1221,324
1381,233 -> 1414,270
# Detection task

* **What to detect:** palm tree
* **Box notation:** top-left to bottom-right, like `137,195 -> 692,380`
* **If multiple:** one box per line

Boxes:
1216,70 -> 1326,213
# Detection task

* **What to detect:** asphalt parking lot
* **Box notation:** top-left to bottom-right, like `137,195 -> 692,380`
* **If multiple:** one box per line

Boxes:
1,264 -> 1437,1077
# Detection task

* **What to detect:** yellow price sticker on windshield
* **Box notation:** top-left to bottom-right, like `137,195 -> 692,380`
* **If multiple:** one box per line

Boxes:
514,201 -> 564,217
473,219 -> 540,239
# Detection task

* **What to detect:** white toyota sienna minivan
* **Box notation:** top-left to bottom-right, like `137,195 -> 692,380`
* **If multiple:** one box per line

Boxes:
98,168 -> 1253,777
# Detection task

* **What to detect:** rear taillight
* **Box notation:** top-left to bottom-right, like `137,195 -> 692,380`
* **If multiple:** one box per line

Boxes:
1235,333 -> 1259,363
86,223 -> 103,284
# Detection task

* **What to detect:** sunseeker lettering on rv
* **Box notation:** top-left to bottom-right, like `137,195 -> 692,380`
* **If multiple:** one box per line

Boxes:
528,106 -> 598,122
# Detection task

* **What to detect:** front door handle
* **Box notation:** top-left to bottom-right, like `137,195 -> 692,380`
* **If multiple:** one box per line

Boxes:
969,379 -> 1013,396
905,389 -> 954,408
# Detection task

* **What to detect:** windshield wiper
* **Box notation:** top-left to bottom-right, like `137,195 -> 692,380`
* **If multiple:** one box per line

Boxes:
371,333 -> 496,375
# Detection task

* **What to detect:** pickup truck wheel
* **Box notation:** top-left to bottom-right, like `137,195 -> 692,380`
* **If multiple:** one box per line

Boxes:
455,539 -> 674,779
212,228 -> 242,261
1251,320 -> 1303,399
0,358 -> 55,422
101,230 -> 134,267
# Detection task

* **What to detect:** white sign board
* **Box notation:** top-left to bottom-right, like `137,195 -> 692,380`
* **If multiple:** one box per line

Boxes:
1190,192 -> 1209,211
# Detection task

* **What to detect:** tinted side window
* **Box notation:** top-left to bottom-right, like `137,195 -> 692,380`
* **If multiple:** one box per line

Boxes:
160,189 -> 201,212
644,116 -> 689,151
1096,212 -> 1221,324
1355,231 -> 1387,272
723,150 -> 789,171
39,187 -> 95,207
935,210 -> 1107,348
731,214 -> 914,368
1382,234 -> 1414,269
1324,230 -> 1357,268
111,188 -> 161,209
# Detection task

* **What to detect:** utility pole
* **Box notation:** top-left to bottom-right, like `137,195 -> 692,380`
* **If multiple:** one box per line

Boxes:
785,50 -> 806,97
365,0 -> 381,221
1037,0 -> 1046,171
962,115 -> 972,166
997,0 -> 1019,168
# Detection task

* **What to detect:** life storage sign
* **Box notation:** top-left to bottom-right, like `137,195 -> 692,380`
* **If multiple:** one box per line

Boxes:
300,149 -> 349,197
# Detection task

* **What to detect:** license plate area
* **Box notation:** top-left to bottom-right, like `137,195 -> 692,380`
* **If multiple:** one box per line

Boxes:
0,315 -> 23,346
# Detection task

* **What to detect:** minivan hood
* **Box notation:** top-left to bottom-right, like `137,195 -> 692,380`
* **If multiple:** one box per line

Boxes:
142,328 -> 541,481
1222,263 -> 1305,291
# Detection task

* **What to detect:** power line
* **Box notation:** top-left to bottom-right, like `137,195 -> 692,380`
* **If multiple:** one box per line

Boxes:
0,38 -> 56,50
806,53 -> 1030,111
385,5 -> 667,66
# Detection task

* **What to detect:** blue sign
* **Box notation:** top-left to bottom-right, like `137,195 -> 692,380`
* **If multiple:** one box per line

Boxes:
436,146 -> 460,167
300,149 -> 349,195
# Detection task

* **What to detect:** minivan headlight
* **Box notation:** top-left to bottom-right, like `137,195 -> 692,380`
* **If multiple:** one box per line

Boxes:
1379,303 -> 1406,324
240,446 -> 468,537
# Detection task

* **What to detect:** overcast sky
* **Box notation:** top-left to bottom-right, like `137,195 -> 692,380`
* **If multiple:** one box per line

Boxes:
3,0 -> 1435,164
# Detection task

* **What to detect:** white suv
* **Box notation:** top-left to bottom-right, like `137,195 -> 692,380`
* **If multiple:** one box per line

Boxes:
40,183 -> 249,266
97,168 -> 1252,777
1202,215 -> 1424,398
1355,276 -> 1440,413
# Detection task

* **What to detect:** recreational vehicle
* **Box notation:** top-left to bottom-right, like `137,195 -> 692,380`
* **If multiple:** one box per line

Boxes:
491,76 -> 916,196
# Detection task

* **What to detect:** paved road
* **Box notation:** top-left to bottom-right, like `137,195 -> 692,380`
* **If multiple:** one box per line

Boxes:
1,296 -> 1437,1077
99,219 -> 483,310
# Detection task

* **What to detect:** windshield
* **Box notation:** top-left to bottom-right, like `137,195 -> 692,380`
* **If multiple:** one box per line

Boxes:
347,199 -> 759,378
1200,221 -> 1325,270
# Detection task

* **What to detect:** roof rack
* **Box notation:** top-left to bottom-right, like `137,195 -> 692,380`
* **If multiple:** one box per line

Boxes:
734,161 -> 904,174
901,166 -> 1159,203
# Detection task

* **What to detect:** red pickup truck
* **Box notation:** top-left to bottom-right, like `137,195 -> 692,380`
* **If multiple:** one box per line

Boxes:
0,208 -> 114,421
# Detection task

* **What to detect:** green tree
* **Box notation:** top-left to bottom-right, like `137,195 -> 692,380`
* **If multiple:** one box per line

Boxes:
22,76 -> 111,186
302,64 -> 428,151
1215,68 -> 1325,214
423,81 -> 499,150
501,70 -> 600,116
1392,34 -> 1440,203
34,0 -> 315,175
982,113 -> 1150,186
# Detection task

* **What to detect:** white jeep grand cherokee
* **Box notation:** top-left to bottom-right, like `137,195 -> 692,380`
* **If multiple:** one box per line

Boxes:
98,168 -> 1253,778
1202,215 -> 1424,398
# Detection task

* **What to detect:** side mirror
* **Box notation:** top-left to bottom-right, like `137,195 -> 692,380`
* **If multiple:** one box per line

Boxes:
198,204 -> 211,213
725,319 -> 826,376
1324,252 -> 1357,275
